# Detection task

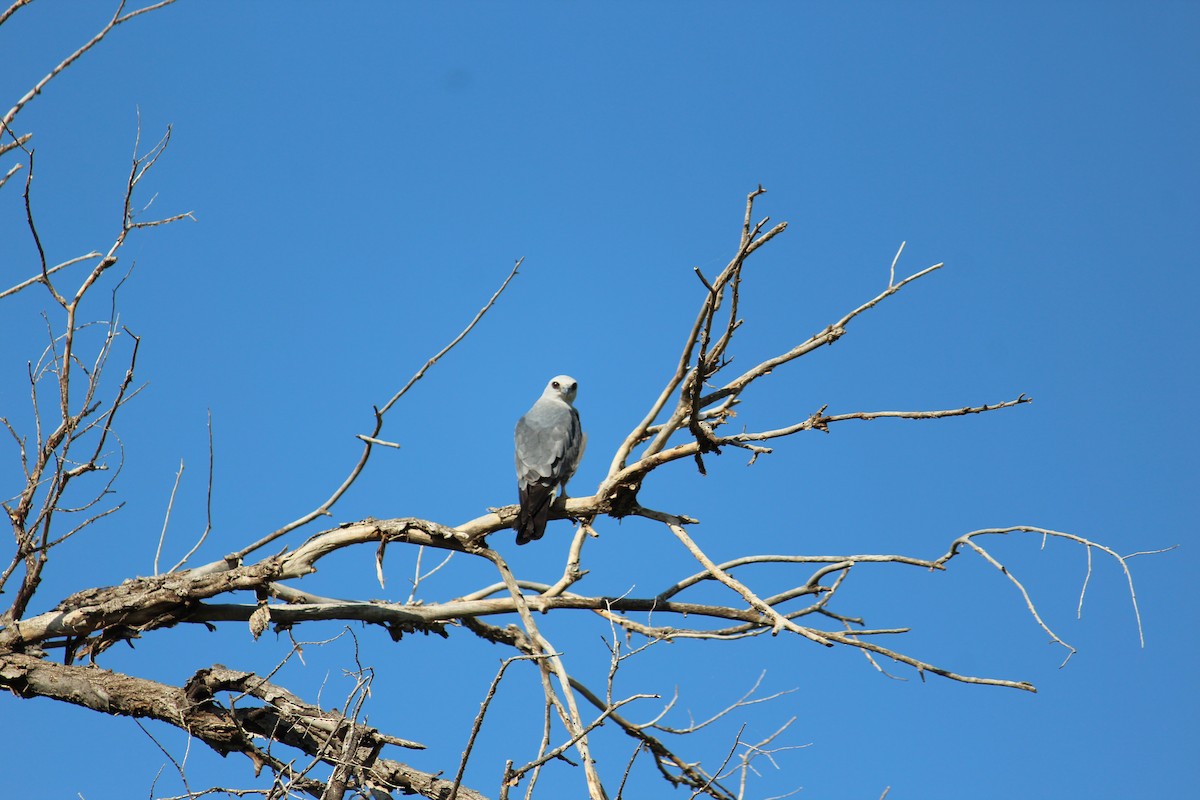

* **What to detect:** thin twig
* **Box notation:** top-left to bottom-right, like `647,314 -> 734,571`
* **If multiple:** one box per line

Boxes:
229,259 -> 522,562
3,0 -> 182,132
451,654 -> 549,800
154,459 -> 184,575
168,409 -> 215,572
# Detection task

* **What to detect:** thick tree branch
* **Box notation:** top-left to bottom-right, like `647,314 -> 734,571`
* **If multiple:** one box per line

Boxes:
0,651 -> 481,800
2,141 -> 1162,800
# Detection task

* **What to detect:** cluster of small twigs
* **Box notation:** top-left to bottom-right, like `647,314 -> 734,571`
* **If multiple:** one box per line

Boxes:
0,5 -> 1161,800
0,0 -> 192,631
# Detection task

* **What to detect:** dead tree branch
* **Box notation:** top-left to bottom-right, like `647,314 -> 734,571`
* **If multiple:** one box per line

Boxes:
1,51 -> 1162,796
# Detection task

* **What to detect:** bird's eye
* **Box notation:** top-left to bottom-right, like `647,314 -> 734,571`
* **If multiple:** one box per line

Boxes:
552,381 -> 560,389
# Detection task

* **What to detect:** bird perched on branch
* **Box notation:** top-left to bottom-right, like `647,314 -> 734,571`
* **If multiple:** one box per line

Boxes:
514,375 -> 585,545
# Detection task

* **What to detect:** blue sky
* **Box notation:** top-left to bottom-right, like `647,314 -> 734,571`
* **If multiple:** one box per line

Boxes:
1,3 -> 1197,798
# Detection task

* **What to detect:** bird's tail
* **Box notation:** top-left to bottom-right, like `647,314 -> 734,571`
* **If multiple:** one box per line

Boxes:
515,483 -> 554,545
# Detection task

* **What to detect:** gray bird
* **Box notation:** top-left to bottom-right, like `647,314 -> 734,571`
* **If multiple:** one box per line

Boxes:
514,375 -> 586,545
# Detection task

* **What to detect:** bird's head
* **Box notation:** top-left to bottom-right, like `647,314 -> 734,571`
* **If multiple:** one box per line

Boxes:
546,374 -> 578,404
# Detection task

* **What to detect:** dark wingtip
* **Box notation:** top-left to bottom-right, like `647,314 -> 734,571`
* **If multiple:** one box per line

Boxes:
515,481 -> 553,545
514,521 -> 544,545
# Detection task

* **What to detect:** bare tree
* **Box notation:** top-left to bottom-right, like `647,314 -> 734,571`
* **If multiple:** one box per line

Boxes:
0,5 -> 1160,800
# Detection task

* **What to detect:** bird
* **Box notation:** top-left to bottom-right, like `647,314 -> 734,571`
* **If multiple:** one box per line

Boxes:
514,375 -> 586,545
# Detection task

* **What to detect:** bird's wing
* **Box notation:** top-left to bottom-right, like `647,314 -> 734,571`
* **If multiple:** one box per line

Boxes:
514,398 -> 583,545
515,480 -> 555,545
515,400 -> 581,488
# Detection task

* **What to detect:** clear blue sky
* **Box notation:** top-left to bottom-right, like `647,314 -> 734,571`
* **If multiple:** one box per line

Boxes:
2,3 -> 1197,798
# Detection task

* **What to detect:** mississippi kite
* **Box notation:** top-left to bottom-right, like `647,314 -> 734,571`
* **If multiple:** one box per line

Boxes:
514,375 -> 586,545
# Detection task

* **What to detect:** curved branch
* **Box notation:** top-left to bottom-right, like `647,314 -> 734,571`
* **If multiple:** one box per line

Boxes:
228,258 -> 522,563
2,0 -> 182,133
